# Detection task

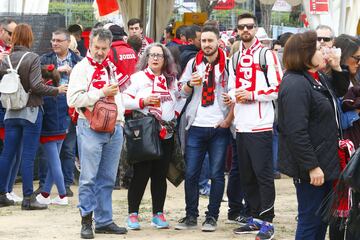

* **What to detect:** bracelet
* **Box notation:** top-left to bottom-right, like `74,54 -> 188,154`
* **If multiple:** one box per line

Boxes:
186,81 -> 194,89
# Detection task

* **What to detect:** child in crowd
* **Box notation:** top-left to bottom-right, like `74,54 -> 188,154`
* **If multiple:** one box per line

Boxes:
36,64 -> 69,205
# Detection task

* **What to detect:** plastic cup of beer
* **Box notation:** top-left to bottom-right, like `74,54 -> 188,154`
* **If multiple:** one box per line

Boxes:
192,71 -> 202,86
153,94 -> 161,107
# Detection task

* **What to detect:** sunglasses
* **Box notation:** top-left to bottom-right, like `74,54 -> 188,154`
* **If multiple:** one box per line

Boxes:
351,55 -> 360,63
317,37 -> 332,42
237,24 -> 256,30
4,28 -> 12,36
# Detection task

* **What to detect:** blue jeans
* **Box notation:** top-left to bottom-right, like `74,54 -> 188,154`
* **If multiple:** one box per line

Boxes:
77,119 -> 123,227
37,145 -> 47,188
185,126 -> 230,220
0,110 -> 43,196
227,138 -> 248,218
7,142 -> 22,193
295,180 -> 332,240
199,153 -> 210,189
60,121 -> 76,188
272,125 -> 279,174
42,140 -> 66,195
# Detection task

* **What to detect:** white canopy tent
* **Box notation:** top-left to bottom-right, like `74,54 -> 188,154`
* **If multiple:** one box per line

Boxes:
0,0 -> 49,14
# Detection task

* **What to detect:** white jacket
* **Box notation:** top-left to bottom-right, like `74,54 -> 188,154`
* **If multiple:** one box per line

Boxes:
228,45 -> 283,133
67,58 -> 125,122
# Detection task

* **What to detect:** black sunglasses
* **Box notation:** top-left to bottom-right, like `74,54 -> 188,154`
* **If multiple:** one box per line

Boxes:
351,55 -> 360,63
317,37 -> 332,42
237,24 -> 256,31
4,28 -> 12,36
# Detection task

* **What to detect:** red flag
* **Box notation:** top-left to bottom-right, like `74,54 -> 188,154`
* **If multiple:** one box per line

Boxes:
213,0 -> 235,10
309,0 -> 329,14
96,0 -> 119,16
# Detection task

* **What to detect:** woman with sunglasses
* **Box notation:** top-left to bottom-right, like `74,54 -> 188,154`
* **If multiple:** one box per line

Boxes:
123,43 -> 183,230
278,30 -> 349,240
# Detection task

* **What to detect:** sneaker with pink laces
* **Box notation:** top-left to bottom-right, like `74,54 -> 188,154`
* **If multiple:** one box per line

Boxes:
127,212 -> 140,230
151,212 -> 169,229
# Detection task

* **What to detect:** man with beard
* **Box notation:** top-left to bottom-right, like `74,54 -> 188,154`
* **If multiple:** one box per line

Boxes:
226,13 -> 283,240
67,28 -> 127,239
175,25 -> 232,232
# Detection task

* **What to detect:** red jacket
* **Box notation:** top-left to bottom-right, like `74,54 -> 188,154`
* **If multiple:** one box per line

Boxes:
108,40 -> 138,77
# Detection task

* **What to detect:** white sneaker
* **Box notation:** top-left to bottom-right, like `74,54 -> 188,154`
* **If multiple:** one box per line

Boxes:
51,196 -> 68,205
36,194 -> 51,205
7,191 -> 23,202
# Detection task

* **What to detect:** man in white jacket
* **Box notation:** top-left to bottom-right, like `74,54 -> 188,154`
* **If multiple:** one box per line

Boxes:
227,13 -> 283,240
175,25 -> 232,232
67,28 -> 127,239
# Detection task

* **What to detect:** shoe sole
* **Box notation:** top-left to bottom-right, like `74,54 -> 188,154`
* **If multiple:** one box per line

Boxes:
234,230 -> 259,235
151,222 -> 169,229
174,226 -> 197,230
126,225 -> 140,230
21,206 -> 48,210
255,235 -> 274,240
94,230 -> 127,234
201,228 -> 216,232
80,233 -> 94,239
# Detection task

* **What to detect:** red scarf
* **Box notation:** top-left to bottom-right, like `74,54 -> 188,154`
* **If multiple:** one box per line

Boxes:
194,48 -> 226,107
86,51 -> 130,91
235,39 -> 262,89
144,67 -> 173,120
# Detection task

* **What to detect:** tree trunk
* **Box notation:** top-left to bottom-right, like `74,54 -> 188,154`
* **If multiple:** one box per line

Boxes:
259,2 -> 274,37
198,0 -> 219,16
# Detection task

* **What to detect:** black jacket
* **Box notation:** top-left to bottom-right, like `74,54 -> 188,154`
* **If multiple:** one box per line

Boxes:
179,44 -> 199,73
278,69 -> 349,182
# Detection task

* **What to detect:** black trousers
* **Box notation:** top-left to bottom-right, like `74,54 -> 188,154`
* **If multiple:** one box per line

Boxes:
236,131 -> 275,222
127,137 -> 174,214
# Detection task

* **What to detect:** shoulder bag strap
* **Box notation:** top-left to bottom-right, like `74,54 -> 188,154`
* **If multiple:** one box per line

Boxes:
14,52 -> 31,72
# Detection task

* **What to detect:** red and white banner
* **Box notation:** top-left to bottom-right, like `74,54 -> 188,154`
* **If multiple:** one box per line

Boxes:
95,0 -> 119,16
213,0 -> 235,10
309,0 -> 329,14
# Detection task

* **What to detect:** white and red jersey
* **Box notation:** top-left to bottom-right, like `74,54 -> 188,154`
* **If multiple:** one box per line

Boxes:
228,39 -> 283,133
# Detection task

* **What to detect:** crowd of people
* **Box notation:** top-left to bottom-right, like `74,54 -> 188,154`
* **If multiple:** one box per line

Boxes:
0,11 -> 359,240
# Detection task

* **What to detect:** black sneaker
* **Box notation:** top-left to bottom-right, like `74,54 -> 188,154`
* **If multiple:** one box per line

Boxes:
255,221 -> 274,240
233,217 -> 262,234
174,216 -> 197,230
201,217 -> 217,232
66,187 -> 74,197
226,215 -> 249,225
95,222 -> 127,234
0,193 -> 14,207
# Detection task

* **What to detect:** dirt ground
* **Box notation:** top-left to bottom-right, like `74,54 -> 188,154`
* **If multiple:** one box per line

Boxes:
0,176 -> 298,240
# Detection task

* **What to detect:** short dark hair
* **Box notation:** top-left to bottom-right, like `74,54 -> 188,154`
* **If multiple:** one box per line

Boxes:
334,34 -> 360,65
201,25 -> 220,39
237,13 -> 257,24
184,25 -> 201,41
283,31 -> 318,71
204,20 -> 219,29
127,18 -> 143,28
175,25 -> 187,39
278,32 -> 293,47
53,28 -> 71,40
127,35 -> 142,54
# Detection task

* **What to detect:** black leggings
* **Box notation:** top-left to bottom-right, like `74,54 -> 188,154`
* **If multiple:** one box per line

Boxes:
127,137 -> 174,214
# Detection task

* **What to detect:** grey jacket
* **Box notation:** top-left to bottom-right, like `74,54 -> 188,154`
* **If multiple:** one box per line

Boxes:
0,46 -> 58,107
180,58 -> 230,130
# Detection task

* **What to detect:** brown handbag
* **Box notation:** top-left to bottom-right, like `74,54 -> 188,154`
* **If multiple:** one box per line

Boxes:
83,96 -> 118,133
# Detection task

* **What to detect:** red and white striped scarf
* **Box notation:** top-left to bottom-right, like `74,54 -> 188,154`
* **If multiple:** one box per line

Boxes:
144,67 -> 173,120
86,51 -> 130,91
235,38 -> 262,89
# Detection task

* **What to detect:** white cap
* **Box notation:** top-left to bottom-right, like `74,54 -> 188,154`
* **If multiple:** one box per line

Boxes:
256,27 -> 272,41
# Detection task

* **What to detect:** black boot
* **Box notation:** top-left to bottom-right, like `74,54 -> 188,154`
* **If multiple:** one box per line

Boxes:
21,195 -> 47,210
81,212 -> 94,239
0,193 -> 14,207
